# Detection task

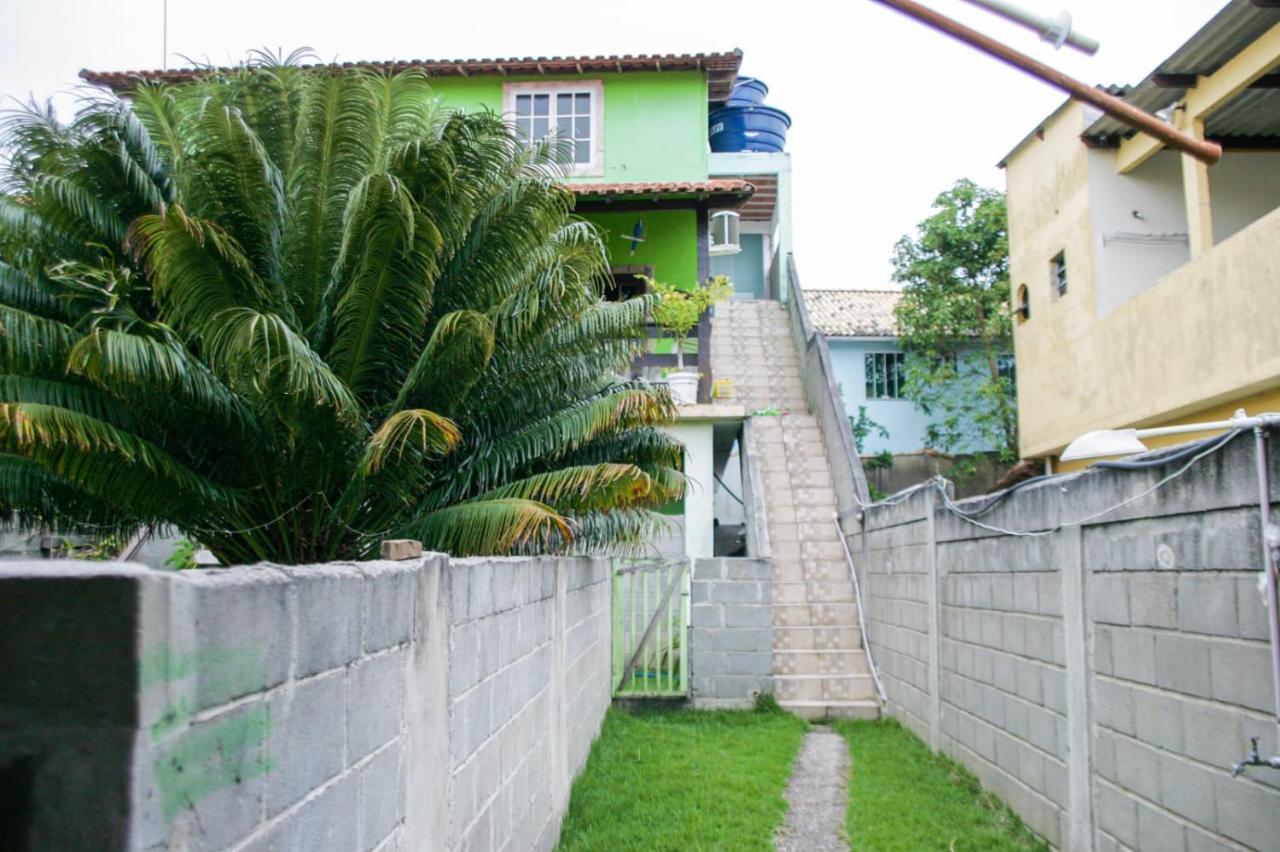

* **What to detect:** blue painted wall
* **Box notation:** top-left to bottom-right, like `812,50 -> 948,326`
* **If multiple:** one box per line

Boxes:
827,338 -> 1001,455
828,339 -> 927,454
710,234 -> 765,299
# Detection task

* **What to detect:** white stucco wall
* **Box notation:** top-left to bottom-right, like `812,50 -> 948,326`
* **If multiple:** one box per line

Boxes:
663,421 -> 715,559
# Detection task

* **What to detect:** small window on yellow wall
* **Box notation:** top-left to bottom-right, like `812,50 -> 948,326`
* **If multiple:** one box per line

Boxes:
1051,251 -> 1068,298
1015,284 -> 1030,322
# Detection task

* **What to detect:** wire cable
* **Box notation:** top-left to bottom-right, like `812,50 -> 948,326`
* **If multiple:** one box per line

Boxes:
934,429 -> 1244,537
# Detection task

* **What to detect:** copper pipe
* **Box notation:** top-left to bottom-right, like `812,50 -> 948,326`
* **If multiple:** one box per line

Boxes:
870,0 -> 1223,165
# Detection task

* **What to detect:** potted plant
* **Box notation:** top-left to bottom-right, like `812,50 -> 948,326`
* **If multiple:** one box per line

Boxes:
646,275 -> 733,405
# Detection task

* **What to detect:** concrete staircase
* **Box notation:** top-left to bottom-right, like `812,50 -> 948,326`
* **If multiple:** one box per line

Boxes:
710,300 -> 879,721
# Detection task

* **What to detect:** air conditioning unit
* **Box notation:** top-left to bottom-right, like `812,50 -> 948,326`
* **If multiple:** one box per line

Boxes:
709,210 -> 741,256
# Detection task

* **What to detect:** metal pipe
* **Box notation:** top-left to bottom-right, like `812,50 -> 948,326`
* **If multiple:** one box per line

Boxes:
869,0 -> 1223,165
959,0 -> 1100,55
1253,425 -> 1280,756
1231,416 -> 1280,777
836,515 -> 887,705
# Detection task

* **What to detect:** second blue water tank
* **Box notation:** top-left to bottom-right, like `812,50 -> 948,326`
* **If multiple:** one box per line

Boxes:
709,104 -> 791,153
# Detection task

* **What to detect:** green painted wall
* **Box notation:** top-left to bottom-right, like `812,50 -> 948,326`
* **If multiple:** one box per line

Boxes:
585,209 -> 699,286
586,209 -> 700,357
424,72 -> 708,183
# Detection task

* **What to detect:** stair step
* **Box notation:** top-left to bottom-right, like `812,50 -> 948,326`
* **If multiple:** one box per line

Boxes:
778,700 -> 881,721
773,602 -> 860,628
774,649 -> 870,675
776,673 -> 877,702
773,625 -> 864,652
772,582 -> 855,604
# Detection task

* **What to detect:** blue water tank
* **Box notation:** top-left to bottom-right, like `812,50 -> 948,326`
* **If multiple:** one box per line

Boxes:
709,104 -> 792,153
726,77 -> 768,106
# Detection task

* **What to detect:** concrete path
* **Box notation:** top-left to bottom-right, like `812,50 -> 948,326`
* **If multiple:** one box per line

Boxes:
774,725 -> 851,852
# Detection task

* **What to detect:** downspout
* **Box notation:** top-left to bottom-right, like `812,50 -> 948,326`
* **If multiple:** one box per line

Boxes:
869,0 -> 1222,165
837,516 -> 887,705
1234,422 -> 1280,775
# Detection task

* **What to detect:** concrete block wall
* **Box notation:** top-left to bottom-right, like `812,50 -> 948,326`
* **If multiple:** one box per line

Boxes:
858,494 -> 934,741
690,557 -> 773,708
0,554 -> 612,851
850,432 -> 1280,851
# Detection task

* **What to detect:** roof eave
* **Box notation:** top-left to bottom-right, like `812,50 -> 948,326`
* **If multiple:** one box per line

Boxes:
80,49 -> 745,96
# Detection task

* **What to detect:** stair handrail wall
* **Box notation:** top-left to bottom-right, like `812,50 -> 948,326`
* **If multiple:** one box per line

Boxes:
783,254 -> 873,519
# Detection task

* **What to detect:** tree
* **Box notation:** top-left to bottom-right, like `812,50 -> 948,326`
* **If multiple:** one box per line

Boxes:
646,275 -> 732,370
0,64 -> 684,564
891,179 -> 1018,462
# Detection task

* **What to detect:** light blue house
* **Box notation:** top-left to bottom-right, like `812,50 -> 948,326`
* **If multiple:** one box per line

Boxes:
807,289 -> 925,454
806,289 -> 1010,456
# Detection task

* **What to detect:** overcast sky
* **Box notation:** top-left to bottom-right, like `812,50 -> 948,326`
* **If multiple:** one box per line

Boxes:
2,0 -> 1226,289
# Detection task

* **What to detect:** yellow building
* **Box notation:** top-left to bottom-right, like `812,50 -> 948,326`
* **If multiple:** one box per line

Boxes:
1001,2 -> 1280,470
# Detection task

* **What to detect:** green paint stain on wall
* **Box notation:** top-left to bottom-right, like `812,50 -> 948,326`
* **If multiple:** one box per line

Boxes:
139,644 -> 267,701
153,703 -> 274,820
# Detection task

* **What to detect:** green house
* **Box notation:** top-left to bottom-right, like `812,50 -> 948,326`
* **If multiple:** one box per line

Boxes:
82,50 -> 795,402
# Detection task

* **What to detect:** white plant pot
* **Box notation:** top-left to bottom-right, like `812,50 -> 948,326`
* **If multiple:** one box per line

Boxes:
666,370 -> 700,406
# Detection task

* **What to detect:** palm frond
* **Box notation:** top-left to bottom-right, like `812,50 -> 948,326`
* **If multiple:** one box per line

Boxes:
361,408 -> 461,474
395,309 -> 493,414
202,307 -> 359,421
0,402 -> 238,514
128,207 -> 270,337
403,496 -> 572,556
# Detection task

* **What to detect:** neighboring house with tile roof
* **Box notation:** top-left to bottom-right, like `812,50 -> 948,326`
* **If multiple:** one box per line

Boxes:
806,289 -> 1006,455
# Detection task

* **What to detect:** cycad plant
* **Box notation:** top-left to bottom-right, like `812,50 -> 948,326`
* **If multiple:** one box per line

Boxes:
0,63 -> 684,564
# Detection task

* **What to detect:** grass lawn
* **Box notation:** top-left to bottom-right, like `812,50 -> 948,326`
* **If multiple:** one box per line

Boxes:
556,702 -> 807,851
836,719 -> 1048,851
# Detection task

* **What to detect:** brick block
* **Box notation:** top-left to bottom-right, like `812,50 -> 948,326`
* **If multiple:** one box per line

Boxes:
348,651 -> 403,762
147,698 -> 272,849
1128,574 -> 1177,628
277,771 -> 359,851
1131,687 -> 1185,752
363,562 -> 416,653
379,539 -> 422,561
1113,736 -> 1161,803
267,672 -> 346,816
1110,629 -> 1156,685
708,580 -> 764,605
360,743 -> 404,851
1178,573 -> 1238,637
1095,678 -> 1135,737
1154,633 -> 1212,698
1237,576 -> 1271,641
1209,640 -> 1274,712
1214,770 -> 1280,850
1096,783 -> 1138,848
465,562 -> 495,622
1157,751 -> 1215,833
1090,573 -> 1131,625
284,565 -> 364,677
724,603 -> 772,628
169,568 -> 293,711
1137,799 -> 1185,850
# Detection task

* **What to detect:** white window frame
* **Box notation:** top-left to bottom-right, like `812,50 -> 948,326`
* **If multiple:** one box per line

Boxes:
865,351 -> 907,400
502,80 -> 605,177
